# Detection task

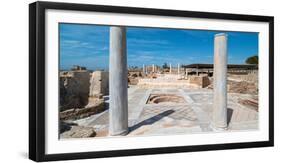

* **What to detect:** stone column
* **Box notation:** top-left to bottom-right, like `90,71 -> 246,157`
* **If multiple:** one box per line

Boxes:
178,63 -> 180,74
147,66 -> 148,74
145,66 -> 148,74
170,63 -> 172,74
152,64 -> 155,73
143,64 -> 145,74
109,26 -> 128,136
212,33 -> 228,130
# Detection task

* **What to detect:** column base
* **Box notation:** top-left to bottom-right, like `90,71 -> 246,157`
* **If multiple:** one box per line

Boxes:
210,122 -> 228,132
109,129 -> 129,136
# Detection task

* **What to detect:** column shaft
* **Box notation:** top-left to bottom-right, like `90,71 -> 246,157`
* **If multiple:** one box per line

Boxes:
213,33 -> 228,129
109,26 -> 128,135
145,66 -> 147,74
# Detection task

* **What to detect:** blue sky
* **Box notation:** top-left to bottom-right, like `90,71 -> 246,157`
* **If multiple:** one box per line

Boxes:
59,23 -> 258,70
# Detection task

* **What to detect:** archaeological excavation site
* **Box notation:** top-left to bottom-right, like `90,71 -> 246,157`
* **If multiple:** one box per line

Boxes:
59,31 -> 259,139
59,27 -> 259,139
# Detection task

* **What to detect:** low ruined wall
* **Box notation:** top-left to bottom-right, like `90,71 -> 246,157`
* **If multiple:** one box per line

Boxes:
60,71 -> 91,111
189,76 -> 210,88
128,71 -> 143,85
60,99 -> 105,120
227,80 -> 258,94
137,74 -> 211,88
138,77 -> 190,88
207,75 -> 258,95
89,71 -> 109,98
60,70 -> 109,119
227,72 -> 258,94
228,71 -> 258,83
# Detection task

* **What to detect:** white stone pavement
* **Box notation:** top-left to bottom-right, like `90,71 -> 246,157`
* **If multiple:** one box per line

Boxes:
73,86 -> 258,137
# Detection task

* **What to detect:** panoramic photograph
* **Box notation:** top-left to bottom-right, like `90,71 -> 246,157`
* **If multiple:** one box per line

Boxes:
59,23 -> 258,139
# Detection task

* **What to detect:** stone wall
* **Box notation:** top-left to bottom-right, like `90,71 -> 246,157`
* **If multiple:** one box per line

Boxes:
89,71 -> 109,99
189,75 -> 210,88
60,99 -> 105,120
227,72 -> 258,94
207,73 -> 258,95
227,80 -> 258,94
60,70 -> 109,119
228,71 -> 258,83
137,74 -> 212,88
128,71 -> 143,85
60,71 -> 91,111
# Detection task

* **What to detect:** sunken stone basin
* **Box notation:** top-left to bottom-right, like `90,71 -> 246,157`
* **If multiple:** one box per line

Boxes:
147,94 -> 186,104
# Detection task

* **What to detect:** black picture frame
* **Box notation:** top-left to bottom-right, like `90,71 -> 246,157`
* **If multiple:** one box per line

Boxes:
29,1 -> 274,162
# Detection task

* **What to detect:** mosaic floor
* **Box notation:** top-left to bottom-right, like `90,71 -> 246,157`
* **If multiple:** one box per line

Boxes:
72,86 -> 258,137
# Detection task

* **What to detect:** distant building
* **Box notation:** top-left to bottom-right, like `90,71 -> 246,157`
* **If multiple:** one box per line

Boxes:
182,63 -> 258,76
71,65 -> 87,71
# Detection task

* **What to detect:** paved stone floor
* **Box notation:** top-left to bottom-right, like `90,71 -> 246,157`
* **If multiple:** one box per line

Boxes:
73,86 -> 258,137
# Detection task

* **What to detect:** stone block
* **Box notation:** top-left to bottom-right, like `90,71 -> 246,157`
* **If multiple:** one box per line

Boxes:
59,70 -> 90,111
189,75 -> 210,88
89,71 -> 109,98
60,99 -> 105,120
60,125 -> 96,138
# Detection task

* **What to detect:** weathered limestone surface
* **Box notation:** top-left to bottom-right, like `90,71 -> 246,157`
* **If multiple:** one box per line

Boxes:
229,71 -> 258,83
227,71 -> 258,94
128,71 -> 143,85
137,74 -> 212,89
138,74 -> 188,88
60,99 -> 105,120
227,80 -> 258,94
71,87 -> 258,138
60,71 -> 90,111
212,33 -> 228,129
89,71 -> 109,99
109,26 -> 128,135
60,125 -> 96,138
207,77 -> 258,95
189,76 -> 210,88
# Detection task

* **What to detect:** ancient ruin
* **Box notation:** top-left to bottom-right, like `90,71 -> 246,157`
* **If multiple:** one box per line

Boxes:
59,69 -> 90,111
59,29 -> 259,139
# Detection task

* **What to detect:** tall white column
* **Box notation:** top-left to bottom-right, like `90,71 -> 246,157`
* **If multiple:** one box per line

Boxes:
152,64 -> 155,73
178,63 -> 180,74
143,64 -> 145,74
109,26 -> 128,136
145,66 -> 147,74
212,33 -> 228,130
169,63 -> 172,74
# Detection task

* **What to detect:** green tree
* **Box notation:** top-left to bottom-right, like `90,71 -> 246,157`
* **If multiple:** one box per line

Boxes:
162,62 -> 169,69
245,55 -> 258,64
